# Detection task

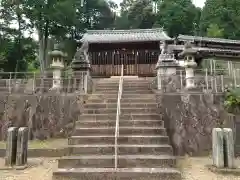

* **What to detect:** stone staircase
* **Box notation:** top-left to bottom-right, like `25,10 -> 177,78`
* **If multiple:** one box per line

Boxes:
53,77 -> 181,180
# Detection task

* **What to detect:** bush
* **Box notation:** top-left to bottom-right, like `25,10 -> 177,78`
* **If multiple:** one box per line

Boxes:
224,87 -> 240,114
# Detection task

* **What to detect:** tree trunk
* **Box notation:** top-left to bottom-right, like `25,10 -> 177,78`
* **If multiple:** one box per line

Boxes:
38,30 -> 45,73
43,20 -> 49,68
14,6 -> 22,79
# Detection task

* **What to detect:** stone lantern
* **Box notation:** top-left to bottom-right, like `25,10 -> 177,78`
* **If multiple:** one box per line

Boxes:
71,41 -> 91,93
48,43 -> 65,90
179,42 -> 198,89
156,40 -> 179,90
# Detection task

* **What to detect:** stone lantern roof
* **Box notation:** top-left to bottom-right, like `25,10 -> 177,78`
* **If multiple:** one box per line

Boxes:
71,41 -> 91,71
49,43 -> 65,69
156,54 -> 179,69
49,44 -> 65,57
178,42 -> 198,58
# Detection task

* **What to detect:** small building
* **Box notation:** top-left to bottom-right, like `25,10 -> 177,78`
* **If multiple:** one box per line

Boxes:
80,28 -> 171,77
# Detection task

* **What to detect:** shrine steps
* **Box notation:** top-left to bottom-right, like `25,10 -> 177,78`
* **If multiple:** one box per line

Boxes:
53,77 -> 181,180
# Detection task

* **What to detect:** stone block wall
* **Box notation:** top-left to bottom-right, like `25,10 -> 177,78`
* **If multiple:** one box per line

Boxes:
156,92 -> 226,156
0,93 -> 88,140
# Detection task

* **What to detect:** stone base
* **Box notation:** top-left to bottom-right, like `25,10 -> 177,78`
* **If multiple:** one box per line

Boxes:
183,87 -> 202,92
0,164 -> 28,170
207,165 -> 240,176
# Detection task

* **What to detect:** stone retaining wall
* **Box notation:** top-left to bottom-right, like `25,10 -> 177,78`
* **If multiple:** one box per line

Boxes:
156,91 -> 226,156
0,93 -> 88,140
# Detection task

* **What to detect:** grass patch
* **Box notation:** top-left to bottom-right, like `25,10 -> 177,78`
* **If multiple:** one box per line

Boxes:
0,138 -> 67,149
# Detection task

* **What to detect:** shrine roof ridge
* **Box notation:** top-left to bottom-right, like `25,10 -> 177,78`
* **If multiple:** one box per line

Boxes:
178,34 -> 240,45
80,28 -> 171,43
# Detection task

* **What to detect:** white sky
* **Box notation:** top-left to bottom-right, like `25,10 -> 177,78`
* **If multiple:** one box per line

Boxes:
113,0 -> 206,8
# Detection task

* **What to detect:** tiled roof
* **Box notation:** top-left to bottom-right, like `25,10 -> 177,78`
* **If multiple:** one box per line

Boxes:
169,44 -> 240,53
178,35 -> 240,45
80,28 -> 171,43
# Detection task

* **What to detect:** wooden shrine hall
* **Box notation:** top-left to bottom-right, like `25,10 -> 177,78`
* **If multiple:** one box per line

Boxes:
80,28 -> 171,77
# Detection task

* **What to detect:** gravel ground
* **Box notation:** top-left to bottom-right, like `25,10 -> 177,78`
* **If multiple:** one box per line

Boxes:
0,158 -> 57,180
179,157 -> 240,180
0,157 -> 239,180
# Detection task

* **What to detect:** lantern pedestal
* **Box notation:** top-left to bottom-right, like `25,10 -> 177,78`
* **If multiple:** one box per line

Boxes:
48,44 -> 65,91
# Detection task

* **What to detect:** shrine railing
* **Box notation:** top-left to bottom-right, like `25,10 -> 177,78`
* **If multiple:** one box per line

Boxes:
115,64 -> 124,170
155,68 -> 240,93
0,71 -> 92,94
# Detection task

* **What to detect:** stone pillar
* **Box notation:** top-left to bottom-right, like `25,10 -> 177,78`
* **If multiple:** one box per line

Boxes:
178,42 -> 198,89
71,41 -> 91,94
156,54 -> 179,90
212,128 -> 224,168
16,127 -> 29,166
48,43 -> 65,91
185,66 -> 195,89
223,128 -> 235,168
5,127 -> 18,166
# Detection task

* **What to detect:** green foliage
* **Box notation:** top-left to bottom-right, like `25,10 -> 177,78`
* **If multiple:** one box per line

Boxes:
127,0 -> 155,29
200,0 -> 240,39
154,0 -> 201,37
224,87 -> 240,114
0,0 -> 115,73
116,0 -> 155,29
207,24 -> 224,38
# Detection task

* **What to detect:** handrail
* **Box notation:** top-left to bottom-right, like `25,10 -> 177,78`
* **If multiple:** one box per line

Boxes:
114,64 -> 124,170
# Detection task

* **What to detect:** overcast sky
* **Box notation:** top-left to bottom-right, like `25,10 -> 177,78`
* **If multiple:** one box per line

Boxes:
113,0 -> 206,8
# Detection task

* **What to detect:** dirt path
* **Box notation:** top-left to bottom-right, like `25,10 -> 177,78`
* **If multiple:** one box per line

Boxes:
180,157 -> 240,180
0,158 -> 57,180
0,157 -> 239,180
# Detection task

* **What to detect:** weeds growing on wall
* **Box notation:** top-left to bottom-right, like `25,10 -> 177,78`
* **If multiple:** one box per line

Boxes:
224,87 -> 240,114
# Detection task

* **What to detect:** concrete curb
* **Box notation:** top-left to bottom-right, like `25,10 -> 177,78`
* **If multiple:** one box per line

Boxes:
0,148 -> 68,158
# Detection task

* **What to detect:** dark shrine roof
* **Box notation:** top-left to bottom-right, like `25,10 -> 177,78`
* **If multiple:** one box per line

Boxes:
80,28 -> 171,43
178,35 -> 240,45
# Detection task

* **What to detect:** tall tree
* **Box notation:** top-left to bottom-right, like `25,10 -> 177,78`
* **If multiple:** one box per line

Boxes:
200,0 -> 240,39
128,0 -> 155,29
116,0 -> 155,29
155,0 -> 201,37
0,0 -> 33,73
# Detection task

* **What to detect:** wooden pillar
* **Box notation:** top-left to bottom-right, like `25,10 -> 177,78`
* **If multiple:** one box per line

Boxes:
135,50 -> 138,76
112,51 -> 114,76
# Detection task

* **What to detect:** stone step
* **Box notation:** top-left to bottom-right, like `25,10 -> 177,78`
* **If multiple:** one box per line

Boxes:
86,98 -> 156,103
73,127 -> 166,136
89,94 -> 155,99
97,80 -> 149,83
57,155 -> 176,168
84,103 -> 157,109
79,114 -> 161,121
96,83 -> 150,88
76,120 -> 164,128
68,144 -> 172,155
68,135 -> 169,145
94,90 -> 153,94
83,108 -> 158,114
95,86 -> 151,91
53,167 -> 181,180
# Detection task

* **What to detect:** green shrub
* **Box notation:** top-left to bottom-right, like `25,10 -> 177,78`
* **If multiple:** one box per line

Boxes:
224,87 -> 240,114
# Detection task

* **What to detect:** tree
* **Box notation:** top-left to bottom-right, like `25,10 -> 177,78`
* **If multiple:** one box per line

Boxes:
206,24 -> 224,38
127,0 -> 155,29
155,0 -> 201,37
115,0 -> 155,29
200,0 -> 240,39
